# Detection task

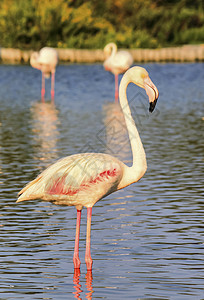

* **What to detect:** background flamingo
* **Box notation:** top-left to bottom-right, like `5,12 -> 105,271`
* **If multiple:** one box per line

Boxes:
103,42 -> 133,102
17,66 -> 159,271
30,47 -> 58,103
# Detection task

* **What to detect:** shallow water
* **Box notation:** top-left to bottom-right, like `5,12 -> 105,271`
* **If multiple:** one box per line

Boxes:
0,63 -> 204,299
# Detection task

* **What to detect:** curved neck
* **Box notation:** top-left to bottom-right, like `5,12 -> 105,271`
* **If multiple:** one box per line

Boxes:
30,53 -> 41,70
119,74 -> 147,173
109,43 -> 117,57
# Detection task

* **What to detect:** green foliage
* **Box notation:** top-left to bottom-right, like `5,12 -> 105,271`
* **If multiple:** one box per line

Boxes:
0,0 -> 203,49
0,0 -> 34,48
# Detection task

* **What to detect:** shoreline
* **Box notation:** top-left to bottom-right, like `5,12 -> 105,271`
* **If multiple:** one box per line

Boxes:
0,44 -> 204,64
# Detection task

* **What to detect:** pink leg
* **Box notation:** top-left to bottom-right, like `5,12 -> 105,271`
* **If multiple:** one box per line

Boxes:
115,74 -> 119,102
85,207 -> 93,270
73,209 -> 81,269
51,72 -> 55,104
41,72 -> 45,103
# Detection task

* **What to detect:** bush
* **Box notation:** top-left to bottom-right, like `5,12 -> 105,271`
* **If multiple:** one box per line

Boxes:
0,0 -> 203,49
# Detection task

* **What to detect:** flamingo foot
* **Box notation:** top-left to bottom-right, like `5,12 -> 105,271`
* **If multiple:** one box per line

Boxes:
73,254 -> 81,269
85,256 -> 93,271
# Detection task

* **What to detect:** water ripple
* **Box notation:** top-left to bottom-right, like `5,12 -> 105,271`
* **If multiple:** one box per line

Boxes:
0,63 -> 204,299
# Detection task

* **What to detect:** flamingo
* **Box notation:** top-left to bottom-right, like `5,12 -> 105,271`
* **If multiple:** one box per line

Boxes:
17,66 -> 159,271
103,42 -> 133,102
30,47 -> 58,103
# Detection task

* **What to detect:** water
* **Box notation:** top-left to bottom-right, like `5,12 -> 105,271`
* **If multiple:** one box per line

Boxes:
0,63 -> 204,299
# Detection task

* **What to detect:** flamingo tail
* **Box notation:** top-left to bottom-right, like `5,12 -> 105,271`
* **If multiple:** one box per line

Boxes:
17,176 -> 43,202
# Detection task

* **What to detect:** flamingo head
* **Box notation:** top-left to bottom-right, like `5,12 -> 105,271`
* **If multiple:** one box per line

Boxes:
127,66 -> 159,113
30,52 -> 41,70
104,42 -> 117,58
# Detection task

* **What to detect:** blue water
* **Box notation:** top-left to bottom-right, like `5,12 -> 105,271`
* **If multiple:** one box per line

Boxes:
0,63 -> 204,299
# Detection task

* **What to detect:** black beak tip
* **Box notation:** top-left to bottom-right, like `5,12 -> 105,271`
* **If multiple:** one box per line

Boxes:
149,98 -> 158,113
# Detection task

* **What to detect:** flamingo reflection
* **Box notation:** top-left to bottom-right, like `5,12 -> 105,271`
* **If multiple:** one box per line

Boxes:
73,269 -> 93,300
85,271 -> 94,299
30,102 -> 59,169
73,269 -> 82,299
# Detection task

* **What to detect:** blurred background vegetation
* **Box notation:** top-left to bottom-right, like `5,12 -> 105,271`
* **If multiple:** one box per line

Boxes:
0,0 -> 203,50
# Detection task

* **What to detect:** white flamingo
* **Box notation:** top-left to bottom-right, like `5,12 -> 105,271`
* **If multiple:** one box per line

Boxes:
30,47 -> 58,103
103,42 -> 133,102
17,66 -> 159,271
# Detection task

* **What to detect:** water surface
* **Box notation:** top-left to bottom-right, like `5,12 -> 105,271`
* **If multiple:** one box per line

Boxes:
0,63 -> 204,299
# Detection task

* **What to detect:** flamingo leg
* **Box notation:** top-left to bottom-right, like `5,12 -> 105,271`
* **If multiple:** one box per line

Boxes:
73,209 -> 81,269
115,74 -> 119,102
51,72 -> 55,104
41,72 -> 45,103
85,207 -> 93,270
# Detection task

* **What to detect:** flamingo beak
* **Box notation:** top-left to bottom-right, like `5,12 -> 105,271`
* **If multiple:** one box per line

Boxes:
149,97 -> 158,113
143,77 -> 159,113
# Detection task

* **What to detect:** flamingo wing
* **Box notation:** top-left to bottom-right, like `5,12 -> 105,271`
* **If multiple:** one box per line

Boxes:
38,47 -> 58,66
17,153 -> 123,208
104,51 -> 133,75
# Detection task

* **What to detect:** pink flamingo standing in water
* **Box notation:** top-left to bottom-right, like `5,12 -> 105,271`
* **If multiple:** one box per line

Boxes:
103,42 -> 133,102
17,66 -> 159,271
30,47 -> 58,103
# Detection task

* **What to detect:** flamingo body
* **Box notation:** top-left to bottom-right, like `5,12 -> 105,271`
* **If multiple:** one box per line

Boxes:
17,66 -> 159,271
104,48 -> 133,75
103,43 -> 133,101
30,47 -> 58,103
17,153 -> 126,210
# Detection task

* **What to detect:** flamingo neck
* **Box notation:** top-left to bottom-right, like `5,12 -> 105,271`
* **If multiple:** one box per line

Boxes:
109,43 -> 117,58
30,53 -> 41,71
119,74 -> 147,180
